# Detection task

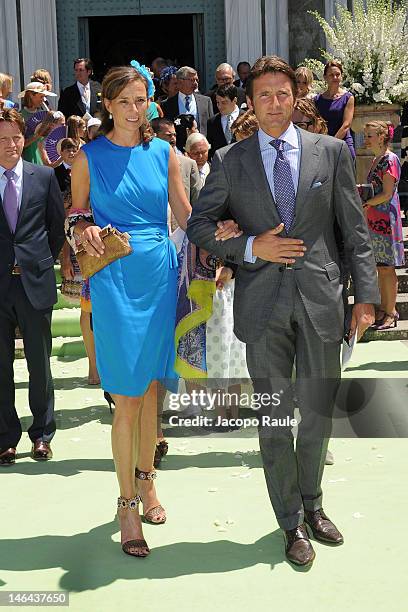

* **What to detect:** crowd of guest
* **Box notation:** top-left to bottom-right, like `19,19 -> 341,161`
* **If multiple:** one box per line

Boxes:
0,52 -> 405,564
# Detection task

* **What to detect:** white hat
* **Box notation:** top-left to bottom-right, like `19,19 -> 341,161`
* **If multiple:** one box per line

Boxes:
18,82 -> 57,98
87,117 -> 101,129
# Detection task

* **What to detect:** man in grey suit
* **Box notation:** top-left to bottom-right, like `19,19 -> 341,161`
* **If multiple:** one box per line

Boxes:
151,117 -> 200,231
161,66 -> 213,137
187,56 -> 379,567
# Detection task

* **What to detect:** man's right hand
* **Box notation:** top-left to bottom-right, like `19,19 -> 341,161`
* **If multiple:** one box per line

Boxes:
252,223 -> 306,263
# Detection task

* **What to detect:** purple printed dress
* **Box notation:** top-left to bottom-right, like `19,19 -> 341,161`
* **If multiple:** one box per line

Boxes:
315,91 -> 355,159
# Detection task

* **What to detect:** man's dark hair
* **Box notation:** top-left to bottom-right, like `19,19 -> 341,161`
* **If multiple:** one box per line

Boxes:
73,57 -> 93,72
237,61 -> 251,72
60,137 -> 79,152
246,55 -> 297,100
215,84 -> 238,101
151,117 -> 174,133
0,107 -> 25,135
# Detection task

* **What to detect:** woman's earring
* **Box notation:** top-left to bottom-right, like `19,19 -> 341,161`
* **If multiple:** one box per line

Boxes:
109,113 -> 112,120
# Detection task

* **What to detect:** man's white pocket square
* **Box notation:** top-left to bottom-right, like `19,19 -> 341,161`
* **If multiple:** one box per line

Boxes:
311,181 -> 322,189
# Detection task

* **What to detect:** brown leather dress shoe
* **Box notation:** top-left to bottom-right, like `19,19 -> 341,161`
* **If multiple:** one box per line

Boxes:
0,447 -> 16,466
284,524 -> 316,566
31,440 -> 53,461
304,508 -> 344,544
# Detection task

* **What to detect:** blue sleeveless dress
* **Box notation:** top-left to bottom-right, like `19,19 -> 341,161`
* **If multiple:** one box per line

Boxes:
83,135 -> 178,396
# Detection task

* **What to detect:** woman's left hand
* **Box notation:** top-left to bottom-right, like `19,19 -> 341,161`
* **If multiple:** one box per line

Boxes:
216,266 -> 233,290
214,219 -> 243,241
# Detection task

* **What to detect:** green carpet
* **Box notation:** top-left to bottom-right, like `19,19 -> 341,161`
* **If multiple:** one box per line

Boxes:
1,340 -> 407,611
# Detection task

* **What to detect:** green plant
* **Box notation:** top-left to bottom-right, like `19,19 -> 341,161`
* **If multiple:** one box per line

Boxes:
305,0 -> 408,104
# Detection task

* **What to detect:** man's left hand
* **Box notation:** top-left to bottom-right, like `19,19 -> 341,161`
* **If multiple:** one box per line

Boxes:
350,303 -> 375,341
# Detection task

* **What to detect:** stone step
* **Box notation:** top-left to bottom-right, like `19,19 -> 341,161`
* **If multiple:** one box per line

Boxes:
349,268 -> 408,295
15,336 -> 86,360
54,265 -> 61,285
362,319 -> 408,342
51,308 -> 81,338
349,294 -> 408,320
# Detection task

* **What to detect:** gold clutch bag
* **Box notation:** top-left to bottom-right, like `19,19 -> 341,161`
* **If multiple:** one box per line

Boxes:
76,225 -> 133,279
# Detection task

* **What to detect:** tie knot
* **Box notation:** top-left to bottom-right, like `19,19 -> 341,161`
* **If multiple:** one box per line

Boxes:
4,170 -> 15,181
270,139 -> 284,152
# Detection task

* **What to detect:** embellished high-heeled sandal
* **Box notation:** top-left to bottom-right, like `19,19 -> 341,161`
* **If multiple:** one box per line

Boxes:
374,311 -> 399,330
135,468 -> 166,525
117,495 -> 150,557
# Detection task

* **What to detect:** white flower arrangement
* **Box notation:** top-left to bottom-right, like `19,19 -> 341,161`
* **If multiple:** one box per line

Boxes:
303,0 -> 408,105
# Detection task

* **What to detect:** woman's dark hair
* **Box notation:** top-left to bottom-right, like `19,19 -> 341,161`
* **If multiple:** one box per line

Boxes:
99,66 -> 153,143
67,115 -> 86,144
324,60 -> 343,76
294,98 -> 328,134
246,55 -> 297,100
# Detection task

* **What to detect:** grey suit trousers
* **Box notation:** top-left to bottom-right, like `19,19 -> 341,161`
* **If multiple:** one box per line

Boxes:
246,268 -> 341,531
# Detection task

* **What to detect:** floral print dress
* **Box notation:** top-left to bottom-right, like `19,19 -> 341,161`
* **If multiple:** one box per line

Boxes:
366,151 -> 405,267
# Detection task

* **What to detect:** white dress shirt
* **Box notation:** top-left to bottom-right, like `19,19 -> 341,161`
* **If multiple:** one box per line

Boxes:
220,105 -> 240,137
178,92 -> 198,119
77,80 -> 91,112
245,123 -> 301,262
0,157 -> 24,210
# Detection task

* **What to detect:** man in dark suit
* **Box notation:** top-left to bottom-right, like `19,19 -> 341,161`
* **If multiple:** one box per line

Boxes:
0,109 -> 65,465
187,56 -> 379,567
54,138 -> 79,193
58,58 -> 101,119
161,66 -> 213,137
207,63 -> 247,114
234,61 -> 251,89
207,84 -> 243,159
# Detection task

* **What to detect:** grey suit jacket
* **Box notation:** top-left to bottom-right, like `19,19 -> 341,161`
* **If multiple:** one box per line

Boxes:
170,156 -> 201,232
187,128 -> 380,344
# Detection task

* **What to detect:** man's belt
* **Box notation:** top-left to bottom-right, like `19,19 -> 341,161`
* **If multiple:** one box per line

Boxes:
11,265 -> 22,275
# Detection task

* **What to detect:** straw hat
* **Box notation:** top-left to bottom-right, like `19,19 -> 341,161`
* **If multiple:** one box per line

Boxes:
18,81 -> 57,98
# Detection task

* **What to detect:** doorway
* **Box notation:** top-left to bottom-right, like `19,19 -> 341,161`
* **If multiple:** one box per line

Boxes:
87,14 -> 197,85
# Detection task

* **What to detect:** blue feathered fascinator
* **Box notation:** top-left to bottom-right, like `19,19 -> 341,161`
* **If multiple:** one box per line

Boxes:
130,59 -> 155,98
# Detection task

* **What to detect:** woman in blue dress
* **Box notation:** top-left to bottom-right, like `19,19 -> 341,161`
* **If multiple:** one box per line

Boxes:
69,64 -> 191,557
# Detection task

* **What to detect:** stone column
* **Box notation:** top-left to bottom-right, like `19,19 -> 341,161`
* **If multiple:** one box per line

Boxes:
288,0 -> 326,67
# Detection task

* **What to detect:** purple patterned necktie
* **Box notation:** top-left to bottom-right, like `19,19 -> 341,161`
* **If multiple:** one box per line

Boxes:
270,139 -> 296,230
2,169 -> 19,233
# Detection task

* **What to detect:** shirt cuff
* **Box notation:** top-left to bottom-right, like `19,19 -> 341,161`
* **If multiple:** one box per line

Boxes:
244,236 -> 257,263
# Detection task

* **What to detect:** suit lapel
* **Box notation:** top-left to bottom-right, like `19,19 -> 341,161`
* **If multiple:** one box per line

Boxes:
292,129 -> 322,229
240,133 -> 282,228
15,162 -> 35,230
216,114 -> 227,146
0,192 -> 12,236
193,94 -> 202,130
